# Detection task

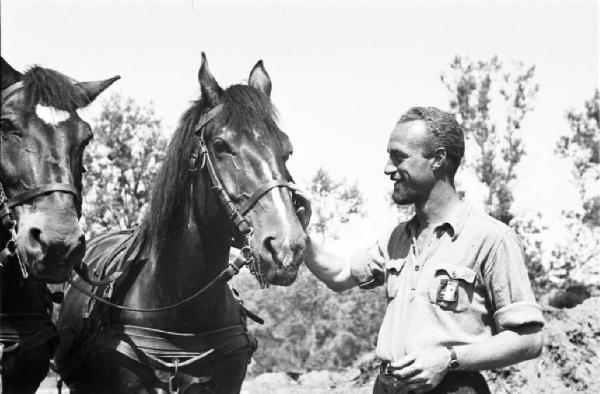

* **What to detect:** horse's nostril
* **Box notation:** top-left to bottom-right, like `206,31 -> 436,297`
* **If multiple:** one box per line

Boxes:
263,236 -> 276,253
29,228 -> 44,246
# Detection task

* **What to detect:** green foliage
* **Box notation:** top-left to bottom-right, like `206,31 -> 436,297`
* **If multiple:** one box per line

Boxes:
82,94 -> 167,237
441,56 -> 539,224
552,90 -> 600,286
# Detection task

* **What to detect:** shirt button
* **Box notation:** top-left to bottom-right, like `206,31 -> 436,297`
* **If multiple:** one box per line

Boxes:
414,265 -> 420,271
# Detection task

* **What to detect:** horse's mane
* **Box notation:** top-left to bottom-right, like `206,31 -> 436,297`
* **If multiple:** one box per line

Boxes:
142,84 -> 286,257
22,66 -> 89,111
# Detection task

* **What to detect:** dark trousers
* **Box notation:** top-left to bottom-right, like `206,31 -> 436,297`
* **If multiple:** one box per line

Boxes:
373,371 -> 491,394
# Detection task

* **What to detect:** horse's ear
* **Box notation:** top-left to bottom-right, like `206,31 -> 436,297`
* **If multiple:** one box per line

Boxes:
248,60 -> 271,97
75,76 -> 120,107
198,52 -> 222,107
1,57 -> 23,89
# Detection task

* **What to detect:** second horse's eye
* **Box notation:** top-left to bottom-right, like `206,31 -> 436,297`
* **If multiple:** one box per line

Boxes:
0,118 -> 17,133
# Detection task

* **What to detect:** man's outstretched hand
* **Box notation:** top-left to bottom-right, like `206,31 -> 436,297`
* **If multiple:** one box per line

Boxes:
293,188 -> 312,230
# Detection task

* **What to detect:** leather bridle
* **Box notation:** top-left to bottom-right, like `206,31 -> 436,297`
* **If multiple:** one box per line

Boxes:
0,81 -> 83,277
66,102 -> 308,312
189,103 -> 301,288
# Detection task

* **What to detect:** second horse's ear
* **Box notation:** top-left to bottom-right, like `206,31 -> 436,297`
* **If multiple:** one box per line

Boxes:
198,52 -> 223,107
1,57 -> 23,89
248,60 -> 271,97
75,76 -> 120,107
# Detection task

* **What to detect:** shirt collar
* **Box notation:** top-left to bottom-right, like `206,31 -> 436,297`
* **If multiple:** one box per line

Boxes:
405,202 -> 471,242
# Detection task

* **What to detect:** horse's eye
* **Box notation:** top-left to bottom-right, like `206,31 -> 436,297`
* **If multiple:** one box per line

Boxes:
0,118 -> 17,133
212,139 -> 234,157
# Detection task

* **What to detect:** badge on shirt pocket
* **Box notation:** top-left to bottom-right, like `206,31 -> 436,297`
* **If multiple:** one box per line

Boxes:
436,278 -> 459,307
429,263 -> 476,312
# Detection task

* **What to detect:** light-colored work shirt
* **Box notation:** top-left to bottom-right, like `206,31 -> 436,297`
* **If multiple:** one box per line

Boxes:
350,202 -> 544,362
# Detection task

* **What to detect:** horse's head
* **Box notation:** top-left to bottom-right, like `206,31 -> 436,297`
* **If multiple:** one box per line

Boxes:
194,54 -> 307,286
0,58 -> 119,282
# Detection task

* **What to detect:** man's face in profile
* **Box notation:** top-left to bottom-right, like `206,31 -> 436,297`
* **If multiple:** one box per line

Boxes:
384,120 -> 435,205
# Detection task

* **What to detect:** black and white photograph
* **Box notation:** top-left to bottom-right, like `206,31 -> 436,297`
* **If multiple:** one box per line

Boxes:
0,0 -> 598,393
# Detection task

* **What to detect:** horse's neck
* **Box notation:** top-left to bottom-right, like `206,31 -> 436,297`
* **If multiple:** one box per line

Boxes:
115,212 -> 241,332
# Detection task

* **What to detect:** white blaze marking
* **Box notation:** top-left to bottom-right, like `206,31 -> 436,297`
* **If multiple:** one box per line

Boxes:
260,161 -> 293,263
35,104 -> 70,125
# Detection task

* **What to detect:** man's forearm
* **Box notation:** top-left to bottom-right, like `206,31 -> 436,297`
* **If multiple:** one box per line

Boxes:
304,237 -> 358,292
454,325 -> 543,371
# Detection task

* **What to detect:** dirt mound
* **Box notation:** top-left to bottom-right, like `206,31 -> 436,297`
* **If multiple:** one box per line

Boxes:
484,296 -> 600,393
244,297 -> 599,393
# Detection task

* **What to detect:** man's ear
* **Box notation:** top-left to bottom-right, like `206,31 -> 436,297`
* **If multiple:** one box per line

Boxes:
431,147 -> 447,171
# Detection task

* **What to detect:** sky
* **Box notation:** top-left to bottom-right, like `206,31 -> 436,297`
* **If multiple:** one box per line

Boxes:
2,0 -> 598,253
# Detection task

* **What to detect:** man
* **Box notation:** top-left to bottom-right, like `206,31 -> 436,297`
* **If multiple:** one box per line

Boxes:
303,107 -> 544,393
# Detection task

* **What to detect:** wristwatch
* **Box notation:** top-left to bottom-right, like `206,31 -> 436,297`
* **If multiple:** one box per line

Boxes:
446,346 -> 459,370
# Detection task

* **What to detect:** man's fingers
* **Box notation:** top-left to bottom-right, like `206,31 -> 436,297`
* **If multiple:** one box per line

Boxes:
390,353 -> 416,370
391,366 -> 420,380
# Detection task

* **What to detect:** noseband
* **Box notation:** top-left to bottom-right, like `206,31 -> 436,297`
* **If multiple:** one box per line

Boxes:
0,81 -> 82,277
189,104 -> 299,288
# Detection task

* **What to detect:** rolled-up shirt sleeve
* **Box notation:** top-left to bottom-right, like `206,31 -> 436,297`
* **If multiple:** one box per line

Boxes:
482,229 -> 545,331
350,242 -> 386,290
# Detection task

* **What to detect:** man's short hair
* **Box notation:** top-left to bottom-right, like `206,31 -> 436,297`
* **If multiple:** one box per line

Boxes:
398,106 -> 465,177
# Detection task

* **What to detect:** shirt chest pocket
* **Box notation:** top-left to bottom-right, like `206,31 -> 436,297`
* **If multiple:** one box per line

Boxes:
428,263 -> 477,312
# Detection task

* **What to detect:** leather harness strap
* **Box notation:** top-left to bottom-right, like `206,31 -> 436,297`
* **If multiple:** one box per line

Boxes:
0,313 -> 58,360
239,179 -> 296,216
7,183 -> 80,208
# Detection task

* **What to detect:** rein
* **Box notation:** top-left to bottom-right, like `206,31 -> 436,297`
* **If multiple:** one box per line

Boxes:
0,81 -> 82,277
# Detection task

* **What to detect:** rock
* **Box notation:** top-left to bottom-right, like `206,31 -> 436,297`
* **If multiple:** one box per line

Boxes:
250,372 -> 296,387
298,370 -> 334,387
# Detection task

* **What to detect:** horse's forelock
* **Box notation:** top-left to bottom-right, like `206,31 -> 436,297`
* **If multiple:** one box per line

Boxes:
23,66 -> 89,111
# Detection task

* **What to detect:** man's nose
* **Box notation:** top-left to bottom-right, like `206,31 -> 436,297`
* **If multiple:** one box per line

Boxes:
384,159 -> 397,176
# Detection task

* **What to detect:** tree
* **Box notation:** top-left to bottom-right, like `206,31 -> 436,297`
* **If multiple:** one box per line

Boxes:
551,90 -> 600,286
308,168 -> 365,243
440,56 -> 553,297
82,94 -> 167,237
441,56 -> 539,224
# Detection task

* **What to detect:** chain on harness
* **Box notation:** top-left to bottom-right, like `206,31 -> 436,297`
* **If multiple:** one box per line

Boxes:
0,183 -> 28,278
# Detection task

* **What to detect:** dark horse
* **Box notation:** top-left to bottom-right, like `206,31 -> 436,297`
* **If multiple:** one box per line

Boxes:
0,57 -> 118,393
55,54 -> 308,393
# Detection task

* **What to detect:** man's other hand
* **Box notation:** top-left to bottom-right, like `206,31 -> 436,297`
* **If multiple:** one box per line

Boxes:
390,346 -> 451,393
